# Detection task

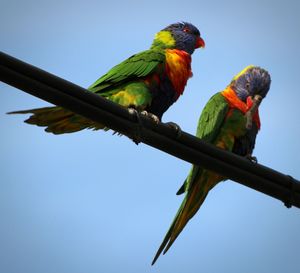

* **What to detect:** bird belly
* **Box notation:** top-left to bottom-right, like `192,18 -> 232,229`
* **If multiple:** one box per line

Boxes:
108,82 -> 152,110
215,109 -> 247,151
146,78 -> 178,119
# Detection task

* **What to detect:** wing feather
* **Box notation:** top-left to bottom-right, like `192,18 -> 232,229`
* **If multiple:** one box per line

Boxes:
88,50 -> 165,93
152,93 -> 230,264
196,92 -> 229,142
177,93 -> 229,195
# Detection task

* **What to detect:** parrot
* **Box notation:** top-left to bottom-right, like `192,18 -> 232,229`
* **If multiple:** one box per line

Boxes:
8,22 -> 205,134
152,65 -> 271,265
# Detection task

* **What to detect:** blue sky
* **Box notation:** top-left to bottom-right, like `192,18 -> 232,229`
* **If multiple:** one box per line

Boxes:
1,1 -> 300,273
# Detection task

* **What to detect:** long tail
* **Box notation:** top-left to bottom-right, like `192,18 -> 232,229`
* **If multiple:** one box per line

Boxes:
8,106 -> 105,134
152,171 -> 220,265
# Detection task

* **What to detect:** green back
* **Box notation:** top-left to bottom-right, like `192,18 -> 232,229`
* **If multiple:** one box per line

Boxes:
196,92 -> 229,142
88,50 -> 165,93
179,93 -> 229,193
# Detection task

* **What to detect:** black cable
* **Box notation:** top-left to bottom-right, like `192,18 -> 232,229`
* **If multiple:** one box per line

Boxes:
1,51 -> 300,208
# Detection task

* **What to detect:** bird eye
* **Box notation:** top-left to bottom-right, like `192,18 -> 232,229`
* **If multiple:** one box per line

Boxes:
183,27 -> 191,33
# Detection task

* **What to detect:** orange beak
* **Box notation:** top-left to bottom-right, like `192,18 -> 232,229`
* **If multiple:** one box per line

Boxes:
195,36 -> 205,48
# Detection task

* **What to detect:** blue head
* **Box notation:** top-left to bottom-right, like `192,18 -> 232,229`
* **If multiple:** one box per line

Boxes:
231,66 -> 271,102
151,22 -> 205,54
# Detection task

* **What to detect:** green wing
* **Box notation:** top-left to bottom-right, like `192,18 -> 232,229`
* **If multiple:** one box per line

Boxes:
196,92 -> 229,142
152,93 -> 230,264
152,93 -> 231,264
177,92 -> 229,195
88,50 -> 165,93
9,50 -> 165,134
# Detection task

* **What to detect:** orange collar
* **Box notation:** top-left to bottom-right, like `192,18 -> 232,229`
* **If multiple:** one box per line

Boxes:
165,49 -> 192,99
221,86 -> 261,130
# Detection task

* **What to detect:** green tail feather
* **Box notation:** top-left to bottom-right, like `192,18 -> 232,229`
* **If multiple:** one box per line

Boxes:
8,106 -> 105,134
151,198 -> 188,265
152,170 -> 215,265
176,180 -> 187,195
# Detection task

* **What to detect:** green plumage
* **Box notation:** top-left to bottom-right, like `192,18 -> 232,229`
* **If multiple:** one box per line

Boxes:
9,50 -> 166,134
177,93 -> 229,194
153,66 -> 271,265
152,93 -> 248,264
196,93 -> 230,142
89,50 -> 165,93
9,22 -> 204,134
183,95 -> 246,193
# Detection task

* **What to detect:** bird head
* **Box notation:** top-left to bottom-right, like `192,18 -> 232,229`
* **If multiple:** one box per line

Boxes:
230,66 -> 271,102
151,22 -> 205,54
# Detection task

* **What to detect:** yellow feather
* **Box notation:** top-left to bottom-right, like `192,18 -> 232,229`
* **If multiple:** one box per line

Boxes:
154,31 -> 175,47
232,65 -> 255,82
110,91 -> 137,107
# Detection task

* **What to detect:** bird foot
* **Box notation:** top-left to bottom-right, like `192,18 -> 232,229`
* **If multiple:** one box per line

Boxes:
140,110 -> 160,124
245,154 -> 258,164
245,95 -> 262,129
128,107 -> 143,145
164,121 -> 182,139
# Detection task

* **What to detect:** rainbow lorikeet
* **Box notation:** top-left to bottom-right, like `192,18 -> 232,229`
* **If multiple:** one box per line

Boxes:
9,22 -> 205,134
152,66 -> 271,265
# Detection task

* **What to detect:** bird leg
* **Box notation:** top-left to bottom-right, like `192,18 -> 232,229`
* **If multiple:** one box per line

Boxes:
164,122 -> 182,139
245,95 -> 262,129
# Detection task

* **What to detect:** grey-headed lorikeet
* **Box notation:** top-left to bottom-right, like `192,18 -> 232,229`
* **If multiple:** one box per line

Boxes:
152,65 -> 271,265
9,22 -> 205,134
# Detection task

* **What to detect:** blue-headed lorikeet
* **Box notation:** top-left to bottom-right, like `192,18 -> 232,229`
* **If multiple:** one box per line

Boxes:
152,66 -> 271,265
9,22 -> 205,134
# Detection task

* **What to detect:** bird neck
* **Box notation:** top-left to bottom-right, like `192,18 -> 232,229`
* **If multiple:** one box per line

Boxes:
221,86 -> 261,129
222,86 -> 248,111
151,30 -> 176,50
165,49 -> 192,99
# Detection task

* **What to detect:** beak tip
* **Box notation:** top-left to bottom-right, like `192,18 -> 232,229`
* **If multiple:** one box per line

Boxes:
196,37 -> 205,49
